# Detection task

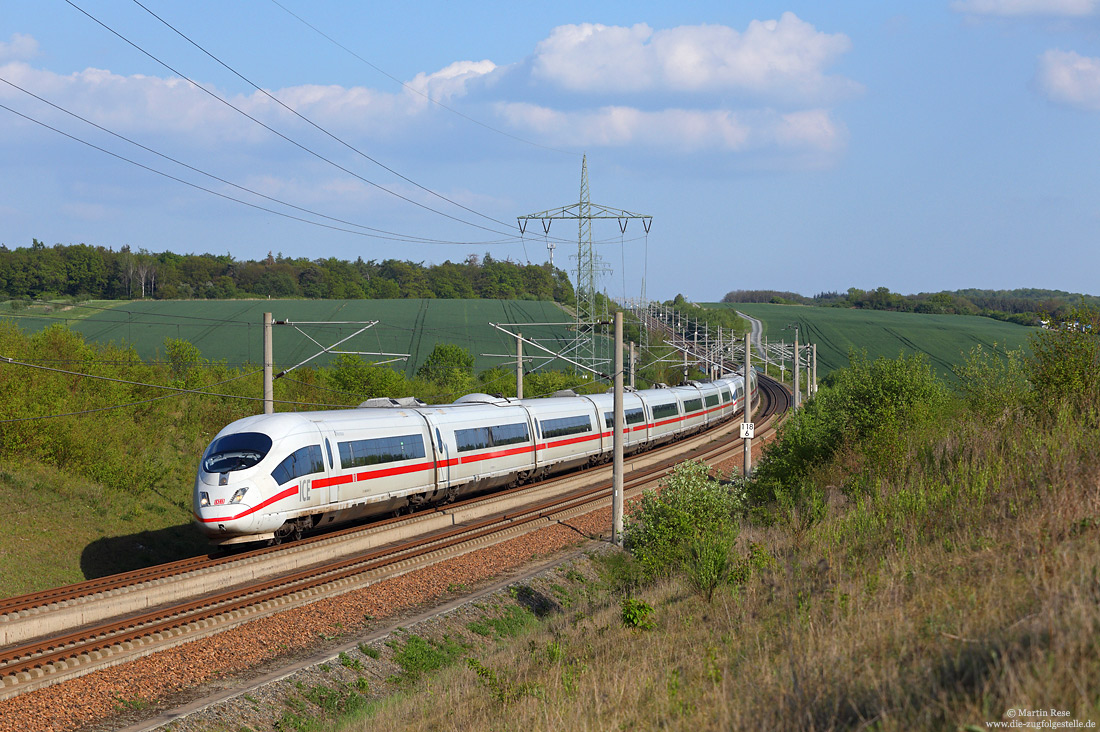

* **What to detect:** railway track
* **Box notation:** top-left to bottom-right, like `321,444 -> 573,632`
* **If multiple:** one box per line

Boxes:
0,374 -> 790,701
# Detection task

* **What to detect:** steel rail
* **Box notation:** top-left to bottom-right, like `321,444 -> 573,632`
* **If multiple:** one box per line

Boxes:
0,377 -> 784,620
0,376 -> 790,699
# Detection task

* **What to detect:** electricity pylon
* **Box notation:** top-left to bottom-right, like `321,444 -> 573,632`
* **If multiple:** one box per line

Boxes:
518,154 -> 652,373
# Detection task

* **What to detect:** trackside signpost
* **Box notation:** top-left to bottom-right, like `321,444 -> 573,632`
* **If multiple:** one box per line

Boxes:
743,332 -> 753,476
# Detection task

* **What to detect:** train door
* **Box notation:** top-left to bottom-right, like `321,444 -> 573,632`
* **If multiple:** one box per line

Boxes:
310,421 -> 337,506
435,427 -> 451,490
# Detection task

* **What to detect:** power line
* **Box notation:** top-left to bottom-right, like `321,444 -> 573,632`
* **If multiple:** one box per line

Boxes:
0,101 -> 514,246
63,0 -> 544,242
0,356 -> 256,394
0,76 -> 518,247
266,0 -> 579,158
130,0 -> 526,232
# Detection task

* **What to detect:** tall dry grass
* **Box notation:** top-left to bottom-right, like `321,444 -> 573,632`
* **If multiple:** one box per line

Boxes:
328,384 -> 1100,731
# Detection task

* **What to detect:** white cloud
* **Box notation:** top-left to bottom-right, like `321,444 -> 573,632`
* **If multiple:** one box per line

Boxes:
406,60 -> 496,105
1036,48 -> 1100,109
1,15 -> 858,169
496,103 -> 845,154
0,33 -> 38,62
951,0 -> 1098,16
529,14 -> 858,102
0,61 -> 423,144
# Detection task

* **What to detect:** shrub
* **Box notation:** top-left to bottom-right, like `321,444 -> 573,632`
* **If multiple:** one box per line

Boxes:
624,460 -> 741,582
1026,305 -> 1100,415
953,343 -> 1029,420
326,353 -> 407,399
750,350 -> 948,509
681,530 -> 736,602
620,597 -> 655,630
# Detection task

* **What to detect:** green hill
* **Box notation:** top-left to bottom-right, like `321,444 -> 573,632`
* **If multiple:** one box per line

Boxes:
707,302 -> 1035,380
2,299 -> 581,376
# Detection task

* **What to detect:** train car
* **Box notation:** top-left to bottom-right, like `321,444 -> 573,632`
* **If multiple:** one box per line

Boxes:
430,395 -> 537,494
523,394 -> 603,474
193,371 -> 755,546
586,390 -> 650,455
637,389 -> 682,446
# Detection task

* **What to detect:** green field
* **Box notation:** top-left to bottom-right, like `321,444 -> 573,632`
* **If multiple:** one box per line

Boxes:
707,302 -> 1035,380
2,299 -> 582,376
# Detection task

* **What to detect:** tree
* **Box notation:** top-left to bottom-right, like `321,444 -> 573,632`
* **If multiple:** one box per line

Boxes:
416,343 -> 475,385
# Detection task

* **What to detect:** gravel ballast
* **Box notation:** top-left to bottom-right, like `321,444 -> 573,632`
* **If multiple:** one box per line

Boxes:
0,508 -> 615,732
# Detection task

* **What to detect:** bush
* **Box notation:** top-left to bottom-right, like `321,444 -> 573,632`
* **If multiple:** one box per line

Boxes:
620,597 -> 655,630
953,343 -> 1029,419
750,351 -> 948,509
681,531 -> 736,602
327,353 -> 407,400
624,460 -> 742,583
1026,305 -> 1100,415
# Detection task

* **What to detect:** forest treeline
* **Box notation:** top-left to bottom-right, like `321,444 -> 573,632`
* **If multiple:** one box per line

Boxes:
0,240 -> 575,303
722,286 -> 1100,325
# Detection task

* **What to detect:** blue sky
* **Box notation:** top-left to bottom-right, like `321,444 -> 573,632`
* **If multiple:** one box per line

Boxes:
2,1 -> 1099,301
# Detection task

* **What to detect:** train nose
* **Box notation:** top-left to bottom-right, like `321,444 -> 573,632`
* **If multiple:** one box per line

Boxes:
193,482 -> 258,535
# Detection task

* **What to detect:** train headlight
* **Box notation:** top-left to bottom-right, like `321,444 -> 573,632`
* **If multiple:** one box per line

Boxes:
229,487 -> 248,504
199,491 -> 210,507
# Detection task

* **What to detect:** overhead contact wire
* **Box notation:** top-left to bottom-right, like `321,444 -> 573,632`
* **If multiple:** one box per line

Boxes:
0,359 -> 349,413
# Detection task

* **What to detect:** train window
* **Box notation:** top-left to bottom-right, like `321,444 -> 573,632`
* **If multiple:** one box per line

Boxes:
455,427 -> 490,452
324,439 -> 335,469
456,422 -> 530,452
603,408 -> 645,428
339,434 -> 426,469
683,398 -> 703,413
203,432 -> 273,473
490,422 -> 530,447
705,393 -> 720,407
539,415 -> 592,439
435,428 -> 444,453
721,389 -> 732,403
271,445 -> 325,485
651,402 -> 679,420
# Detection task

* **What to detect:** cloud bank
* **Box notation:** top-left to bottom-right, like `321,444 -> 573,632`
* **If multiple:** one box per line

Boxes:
528,14 -> 857,102
1036,48 -> 1100,108
1,14 -> 857,168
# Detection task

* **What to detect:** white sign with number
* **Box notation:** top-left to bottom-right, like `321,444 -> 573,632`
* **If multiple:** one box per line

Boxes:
740,422 -> 755,439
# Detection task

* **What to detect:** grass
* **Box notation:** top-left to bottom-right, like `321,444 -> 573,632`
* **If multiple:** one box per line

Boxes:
0,460 -> 205,597
466,605 -> 538,639
385,634 -> 469,685
2,298 -> 585,376
708,301 -> 1034,382
306,354 -> 1100,731
324,472 -> 1097,731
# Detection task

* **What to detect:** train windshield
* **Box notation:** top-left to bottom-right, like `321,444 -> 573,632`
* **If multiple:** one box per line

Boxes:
203,432 -> 273,473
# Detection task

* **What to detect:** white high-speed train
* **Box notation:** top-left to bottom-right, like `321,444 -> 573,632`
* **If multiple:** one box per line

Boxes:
192,370 -> 757,546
